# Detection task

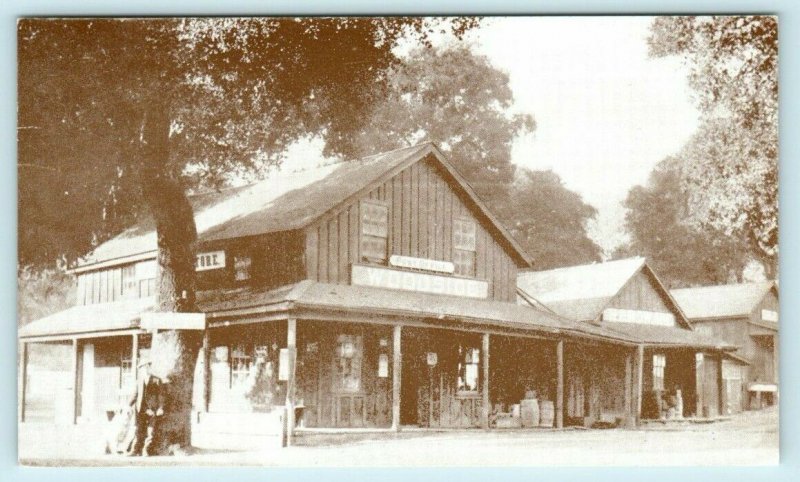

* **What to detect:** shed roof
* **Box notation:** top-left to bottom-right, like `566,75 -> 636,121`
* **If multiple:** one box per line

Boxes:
199,280 -> 637,344
670,281 -> 777,320
76,142 -> 530,270
601,323 -> 735,350
18,297 -> 154,340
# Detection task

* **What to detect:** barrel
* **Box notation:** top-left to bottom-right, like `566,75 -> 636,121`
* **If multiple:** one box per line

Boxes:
539,400 -> 555,427
520,399 -> 540,428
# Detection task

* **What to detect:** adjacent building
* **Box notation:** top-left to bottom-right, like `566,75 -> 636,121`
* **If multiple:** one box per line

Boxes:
671,281 -> 779,413
517,257 -> 735,422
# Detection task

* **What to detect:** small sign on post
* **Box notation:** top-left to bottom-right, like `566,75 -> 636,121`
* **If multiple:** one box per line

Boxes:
426,352 -> 438,366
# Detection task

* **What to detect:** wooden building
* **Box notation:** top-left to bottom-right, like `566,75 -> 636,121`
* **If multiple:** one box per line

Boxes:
671,282 -> 779,413
517,258 -> 735,424
19,143 -> 733,448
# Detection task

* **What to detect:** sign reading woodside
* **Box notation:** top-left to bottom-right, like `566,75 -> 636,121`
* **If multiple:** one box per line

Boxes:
351,264 -> 488,299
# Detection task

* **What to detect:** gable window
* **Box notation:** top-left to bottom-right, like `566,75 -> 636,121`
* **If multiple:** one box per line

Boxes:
234,255 -> 252,281
453,218 -> 476,276
653,354 -> 666,391
457,344 -> 481,394
360,200 -> 389,263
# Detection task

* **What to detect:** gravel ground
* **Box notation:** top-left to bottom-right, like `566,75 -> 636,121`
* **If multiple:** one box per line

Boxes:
18,406 -> 778,467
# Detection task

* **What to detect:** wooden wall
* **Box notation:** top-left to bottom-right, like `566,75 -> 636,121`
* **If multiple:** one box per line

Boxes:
303,158 -> 520,302
606,270 -> 673,315
75,259 -> 156,305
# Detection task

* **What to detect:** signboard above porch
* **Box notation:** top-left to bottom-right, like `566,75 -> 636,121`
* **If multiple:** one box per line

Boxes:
601,308 -> 676,327
351,264 -> 489,299
389,255 -> 455,274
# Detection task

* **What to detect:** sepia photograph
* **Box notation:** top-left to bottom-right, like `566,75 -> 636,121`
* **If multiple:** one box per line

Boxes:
16,15 -> 779,467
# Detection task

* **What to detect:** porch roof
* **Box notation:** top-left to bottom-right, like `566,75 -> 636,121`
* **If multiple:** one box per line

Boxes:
198,280 -> 639,344
18,297 -> 153,340
601,322 -> 736,351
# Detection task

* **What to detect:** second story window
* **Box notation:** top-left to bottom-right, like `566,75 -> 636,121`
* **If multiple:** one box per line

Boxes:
234,255 -> 252,281
453,218 -> 476,276
360,200 -> 388,263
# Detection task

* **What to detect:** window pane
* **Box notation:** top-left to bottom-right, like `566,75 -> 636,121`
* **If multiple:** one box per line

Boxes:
335,335 -> 363,393
454,219 -> 476,251
235,255 -> 252,281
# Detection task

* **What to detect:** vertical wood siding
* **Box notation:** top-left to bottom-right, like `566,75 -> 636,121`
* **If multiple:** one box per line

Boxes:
304,158 -> 520,302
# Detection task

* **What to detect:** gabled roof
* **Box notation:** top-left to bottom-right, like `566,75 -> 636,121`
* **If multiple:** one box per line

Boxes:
671,281 -> 778,321
517,257 -> 692,329
75,142 -> 530,271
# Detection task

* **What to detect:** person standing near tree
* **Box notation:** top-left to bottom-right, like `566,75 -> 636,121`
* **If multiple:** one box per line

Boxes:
126,360 -> 165,456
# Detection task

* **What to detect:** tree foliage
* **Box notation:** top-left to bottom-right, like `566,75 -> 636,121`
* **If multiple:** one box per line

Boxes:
648,16 -> 778,275
18,18 -> 478,268
498,169 -> 602,270
333,45 -> 600,268
617,157 -> 749,288
332,45 -> 534,206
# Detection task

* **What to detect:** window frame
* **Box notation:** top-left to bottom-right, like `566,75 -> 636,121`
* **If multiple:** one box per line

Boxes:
453,217 -> 477,277
456,343 -> 481,396
359,199 -> 390,264
652,353 -> 666,391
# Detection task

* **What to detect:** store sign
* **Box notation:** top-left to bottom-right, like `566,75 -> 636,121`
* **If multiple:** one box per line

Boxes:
761,309 -> 778,322
602,308 -> 676,327
351,264 -> 488,299
389,255 -> 454,274
196,250 -> 226,271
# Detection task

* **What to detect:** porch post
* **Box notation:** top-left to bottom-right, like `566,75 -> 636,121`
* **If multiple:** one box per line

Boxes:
773,334 -> 779,405
391,325 -> 402,432
284,318 -> 297,447
633,344 -> 644,424
623,351 -> 633,427
19,341 -> 28,423
131,334 -> 139,381
717,354 -> 726,415
202,331 -> 211,412
556,339 -> 564,429
695,352 -> 705,418
71,338 -> 80,425
481,333 -> 490,429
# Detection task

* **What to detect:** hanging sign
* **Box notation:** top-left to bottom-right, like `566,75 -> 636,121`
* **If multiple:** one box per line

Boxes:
196,250 -> 226,271
140,312 -> 206,331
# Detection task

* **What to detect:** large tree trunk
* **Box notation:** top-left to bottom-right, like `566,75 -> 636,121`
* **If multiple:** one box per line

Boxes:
138,107 -> 203,454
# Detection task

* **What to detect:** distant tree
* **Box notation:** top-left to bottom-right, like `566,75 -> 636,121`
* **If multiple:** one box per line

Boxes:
17,266 -> 75,327
618,157 -> 750,288
648,16 -> 778,277
18,17 -> 477,452
497,169 -> 601,270
334,46 -> 604,267
333,45 -> 535,207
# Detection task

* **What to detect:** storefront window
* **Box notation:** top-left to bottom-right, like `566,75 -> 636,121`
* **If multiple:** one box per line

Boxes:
360,200 -> 388,263
334,334 -> 363,392
653,354 -> 666,391
231,345 -> 253,388
457,345 -> 480,393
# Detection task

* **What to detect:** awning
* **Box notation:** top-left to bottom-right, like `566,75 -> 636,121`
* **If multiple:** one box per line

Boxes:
598,322 -> 736,351
199,280 -> 640,345
19,297 -> 154,341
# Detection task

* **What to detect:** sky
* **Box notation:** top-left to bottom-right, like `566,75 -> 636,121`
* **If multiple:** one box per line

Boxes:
281,16 -> 702,256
